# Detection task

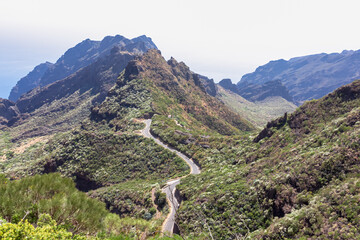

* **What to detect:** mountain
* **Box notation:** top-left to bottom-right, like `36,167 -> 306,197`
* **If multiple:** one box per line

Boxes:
1,48 -> 255,238
7,48 -> 135,140
219,78 -> 294,102
91,49 -> 254,135
8,35 -> 157,101
237,79 -> 294,102
8,62 -> 53,102
238,50 -> 360,104
218,78 -> 240,94
4,38 -> 360,239
216,78 -> 296,127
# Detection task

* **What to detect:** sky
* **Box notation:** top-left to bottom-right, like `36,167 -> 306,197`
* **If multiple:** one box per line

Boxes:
1,0 -> 360,99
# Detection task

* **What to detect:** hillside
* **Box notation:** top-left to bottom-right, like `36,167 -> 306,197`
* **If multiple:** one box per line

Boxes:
5,48 -> 134,140
1,48 -> 256,239
8,62 -> 53,102
92,49 -> 254,135
219,78 -> 294,103
3,39 -> 360,239
174,80 -> 360,239
216,85 -> 297,128
9,35 -> 157,102
239,50 -> 360,104
0,99 -> 19,126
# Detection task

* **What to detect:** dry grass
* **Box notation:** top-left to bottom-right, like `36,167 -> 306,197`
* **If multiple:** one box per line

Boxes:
13,136 -> 49,154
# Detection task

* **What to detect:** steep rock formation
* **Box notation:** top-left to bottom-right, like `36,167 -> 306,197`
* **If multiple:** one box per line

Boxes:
239,50 -> 360,104
9,62 -> 53,102
0,98 -> 19,125
10,48 -> 135,139
219,78 -> 240,94
9,35 -> 157,101
238,80 -> 294,103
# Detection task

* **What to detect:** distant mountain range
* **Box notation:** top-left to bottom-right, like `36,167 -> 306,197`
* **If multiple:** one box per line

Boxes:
219,78 -> 294,103
9,35 -> 157,102
238,50 -> 360,104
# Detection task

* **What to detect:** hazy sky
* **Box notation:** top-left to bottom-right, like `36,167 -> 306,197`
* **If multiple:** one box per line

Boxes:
1,0 -> 360,99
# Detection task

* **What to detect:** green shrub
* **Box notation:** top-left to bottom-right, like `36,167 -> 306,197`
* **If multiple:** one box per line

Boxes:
0,173 -> 107,234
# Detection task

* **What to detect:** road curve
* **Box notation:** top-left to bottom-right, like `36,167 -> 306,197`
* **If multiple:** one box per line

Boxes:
140,119 -> 201,234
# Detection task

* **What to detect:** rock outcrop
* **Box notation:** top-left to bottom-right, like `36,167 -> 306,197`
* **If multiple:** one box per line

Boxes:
0,98 -> 19,125
9,35 -> 157,101
239,50 -> 360,104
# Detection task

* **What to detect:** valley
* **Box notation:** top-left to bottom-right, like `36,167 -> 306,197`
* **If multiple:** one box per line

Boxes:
1,35 -> 360,240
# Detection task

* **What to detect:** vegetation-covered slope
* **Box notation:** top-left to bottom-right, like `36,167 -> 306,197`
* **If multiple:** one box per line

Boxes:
0,173 -> 182,239
216,85 -> 297,128
174,80 -> 360,239
6,49 -> 134,141
92,49 -> 254,136
5,45 -> 359,240
2,49 -> 207,239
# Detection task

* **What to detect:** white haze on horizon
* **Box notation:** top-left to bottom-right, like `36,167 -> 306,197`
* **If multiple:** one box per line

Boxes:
1,0 -> 360,98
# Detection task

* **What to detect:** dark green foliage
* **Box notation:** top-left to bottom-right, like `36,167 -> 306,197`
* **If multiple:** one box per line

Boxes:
0,173 -> 108,234
91,76 -> 153,131
89,180 -> 155,219
251,178 -> 360,239
42,129 -> 188,188
4,127 -> 188,192
175,80 -> 360,239
154,190 -> 167,210
177,172 -> 269,239
0,174 -> 7,184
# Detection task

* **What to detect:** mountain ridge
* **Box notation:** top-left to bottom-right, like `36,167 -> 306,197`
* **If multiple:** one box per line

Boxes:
9,35 -> 157,102
238,49 -> 360,104
7,48 -> 135,140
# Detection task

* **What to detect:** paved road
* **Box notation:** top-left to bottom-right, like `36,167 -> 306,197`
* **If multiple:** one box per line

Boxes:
141,119 -> 201,175
162,179 -> 180,233
140,119 -> 201,234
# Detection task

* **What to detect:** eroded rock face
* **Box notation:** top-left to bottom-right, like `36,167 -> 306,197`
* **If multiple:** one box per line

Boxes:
219,78 -> 294,104
238,80 -> 294,103
9,35 -> 157,102
219,78 -> 239,94
0,98 -> 19,125
239,50 -> 360,104
9,62 -> 53,102
199,75 -> 217,97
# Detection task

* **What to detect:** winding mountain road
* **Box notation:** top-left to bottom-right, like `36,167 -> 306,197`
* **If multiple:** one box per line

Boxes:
140,119 -> 201,234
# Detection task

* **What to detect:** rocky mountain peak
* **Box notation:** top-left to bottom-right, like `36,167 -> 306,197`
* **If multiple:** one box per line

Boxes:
239,49 -> 360,104
8,62 -> 53,102
219,78 -> 239,94
8,35 -> 157,102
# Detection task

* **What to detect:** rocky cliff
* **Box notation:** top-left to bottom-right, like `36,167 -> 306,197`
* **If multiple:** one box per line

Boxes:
9,35 -> 157,101
239,50 -> 360,104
